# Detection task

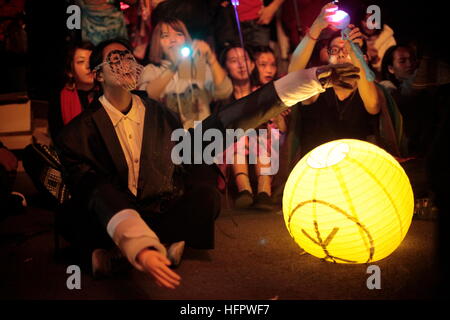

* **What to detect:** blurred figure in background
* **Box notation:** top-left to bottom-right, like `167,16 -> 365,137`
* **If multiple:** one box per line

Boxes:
76,0 -> 136,45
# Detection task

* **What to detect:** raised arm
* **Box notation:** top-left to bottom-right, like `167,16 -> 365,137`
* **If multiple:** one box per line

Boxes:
345,25 -> 383,115
288,2 -> 337,72
203,64 -> 360,132
143,63 -> 178,100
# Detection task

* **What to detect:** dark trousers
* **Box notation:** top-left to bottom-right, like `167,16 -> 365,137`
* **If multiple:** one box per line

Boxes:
57,183 -> 221,254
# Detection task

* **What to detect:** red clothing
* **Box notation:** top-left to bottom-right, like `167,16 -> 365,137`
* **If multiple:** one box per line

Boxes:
237,0 -> 262,22
60,87 -> 83,125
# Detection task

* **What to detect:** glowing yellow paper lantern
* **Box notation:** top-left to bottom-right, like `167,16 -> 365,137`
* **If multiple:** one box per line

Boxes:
283,139 -> 414,263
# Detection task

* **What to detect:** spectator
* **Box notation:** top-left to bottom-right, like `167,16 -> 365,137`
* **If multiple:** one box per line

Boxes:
48,41 -> 96,142
380,45 -> 417,96
138,18 -> 232,129
218,45 -> 258,208
151,0 -> 218,41
218,45 -> 287,210
21,42 -> 96,208
215,0 -> 285,53
76,0 -> 136,46
252,46 -> 289,209
359,11 -> 396,76
286,3 -> 384,159
280,0 -> 326,51
123,0 -> 152,62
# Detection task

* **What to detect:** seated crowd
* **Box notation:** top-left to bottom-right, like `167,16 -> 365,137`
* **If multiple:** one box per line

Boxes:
1,1 -> 448,288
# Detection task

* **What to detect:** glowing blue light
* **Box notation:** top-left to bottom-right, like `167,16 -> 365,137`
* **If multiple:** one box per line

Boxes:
180,46 -> 191,58
231,0 -> 239,6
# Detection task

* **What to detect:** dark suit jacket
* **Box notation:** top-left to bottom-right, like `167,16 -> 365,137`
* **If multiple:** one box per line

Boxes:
55,83 -> 286,228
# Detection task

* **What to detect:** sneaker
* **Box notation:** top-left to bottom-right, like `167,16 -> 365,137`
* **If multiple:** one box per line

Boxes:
253,192 -> 274,211
91,247 -> 129,278
234,190 -> 253,209
167,240 -> 185,268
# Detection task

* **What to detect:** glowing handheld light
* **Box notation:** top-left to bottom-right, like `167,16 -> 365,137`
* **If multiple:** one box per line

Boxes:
326,2 -> 375,81
325,2 -> 349,31
230,0 -> 251,80
326,9 -> 350,30
180,46 -> 192,58
283,139 -> 414,264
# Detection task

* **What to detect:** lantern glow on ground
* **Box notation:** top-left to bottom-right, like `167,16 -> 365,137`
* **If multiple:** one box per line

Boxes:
282,139 -> 414,264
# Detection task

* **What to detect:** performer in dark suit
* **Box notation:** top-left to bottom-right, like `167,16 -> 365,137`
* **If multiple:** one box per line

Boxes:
55,38 -> 360,289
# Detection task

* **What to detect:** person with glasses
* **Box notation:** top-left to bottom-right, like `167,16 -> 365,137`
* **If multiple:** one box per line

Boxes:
285,2 -> 385,159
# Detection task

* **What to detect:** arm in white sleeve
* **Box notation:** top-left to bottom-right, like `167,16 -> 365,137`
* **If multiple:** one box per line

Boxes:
107,209 -> 167,272
273,67 -> 325,106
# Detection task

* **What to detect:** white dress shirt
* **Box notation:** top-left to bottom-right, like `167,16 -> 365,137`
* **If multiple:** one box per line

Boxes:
100,68 -> 326,271
100,94 -> 145,196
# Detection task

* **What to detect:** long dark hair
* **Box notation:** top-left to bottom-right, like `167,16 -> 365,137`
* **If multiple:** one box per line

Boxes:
381,45 -> 416,88
252,46 -> 277,86
219,44 -> 259,88
148,17 -> 192,66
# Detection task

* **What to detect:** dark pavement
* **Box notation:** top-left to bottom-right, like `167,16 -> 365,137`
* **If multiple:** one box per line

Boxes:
0,172 -> 441,300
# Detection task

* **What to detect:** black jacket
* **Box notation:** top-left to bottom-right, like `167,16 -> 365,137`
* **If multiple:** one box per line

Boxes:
55,83 -> 285,228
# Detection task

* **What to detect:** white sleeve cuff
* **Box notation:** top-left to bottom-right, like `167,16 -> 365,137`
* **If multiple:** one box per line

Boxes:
273,67 -> 325,107
107,209 -> 167,272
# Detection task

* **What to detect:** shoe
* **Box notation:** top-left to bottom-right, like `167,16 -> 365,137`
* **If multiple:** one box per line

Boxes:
91,247 -> 129,278
234,190 -> 253,209
253,192 -> 274,211
167,241 -> 185,268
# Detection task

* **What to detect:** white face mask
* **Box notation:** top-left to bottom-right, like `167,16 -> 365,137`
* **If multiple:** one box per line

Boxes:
95,49 -> 144,91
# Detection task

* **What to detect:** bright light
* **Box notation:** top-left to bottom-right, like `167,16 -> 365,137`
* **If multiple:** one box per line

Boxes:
306,141 -> 349,169
283,139 -> 414,264
120,2 -> 130,10
327,10 -> 350,30
180,46 -> 191,58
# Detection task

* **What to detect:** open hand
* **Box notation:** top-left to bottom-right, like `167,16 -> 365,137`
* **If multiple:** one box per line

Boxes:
137,248 -> 181,289
257,4 -> 277,25
192,40 -> 216,65
345,24 -> 365,48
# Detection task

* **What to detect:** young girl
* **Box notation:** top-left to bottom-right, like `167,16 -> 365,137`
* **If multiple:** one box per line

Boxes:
138,18 -> 232,129
49,41 -> 96,141
253,46 -> 289,210
220,45 -> 284,210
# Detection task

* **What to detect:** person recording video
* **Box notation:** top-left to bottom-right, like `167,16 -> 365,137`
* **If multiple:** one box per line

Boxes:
138,17 -> 232,129
286,2 -> 391,159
